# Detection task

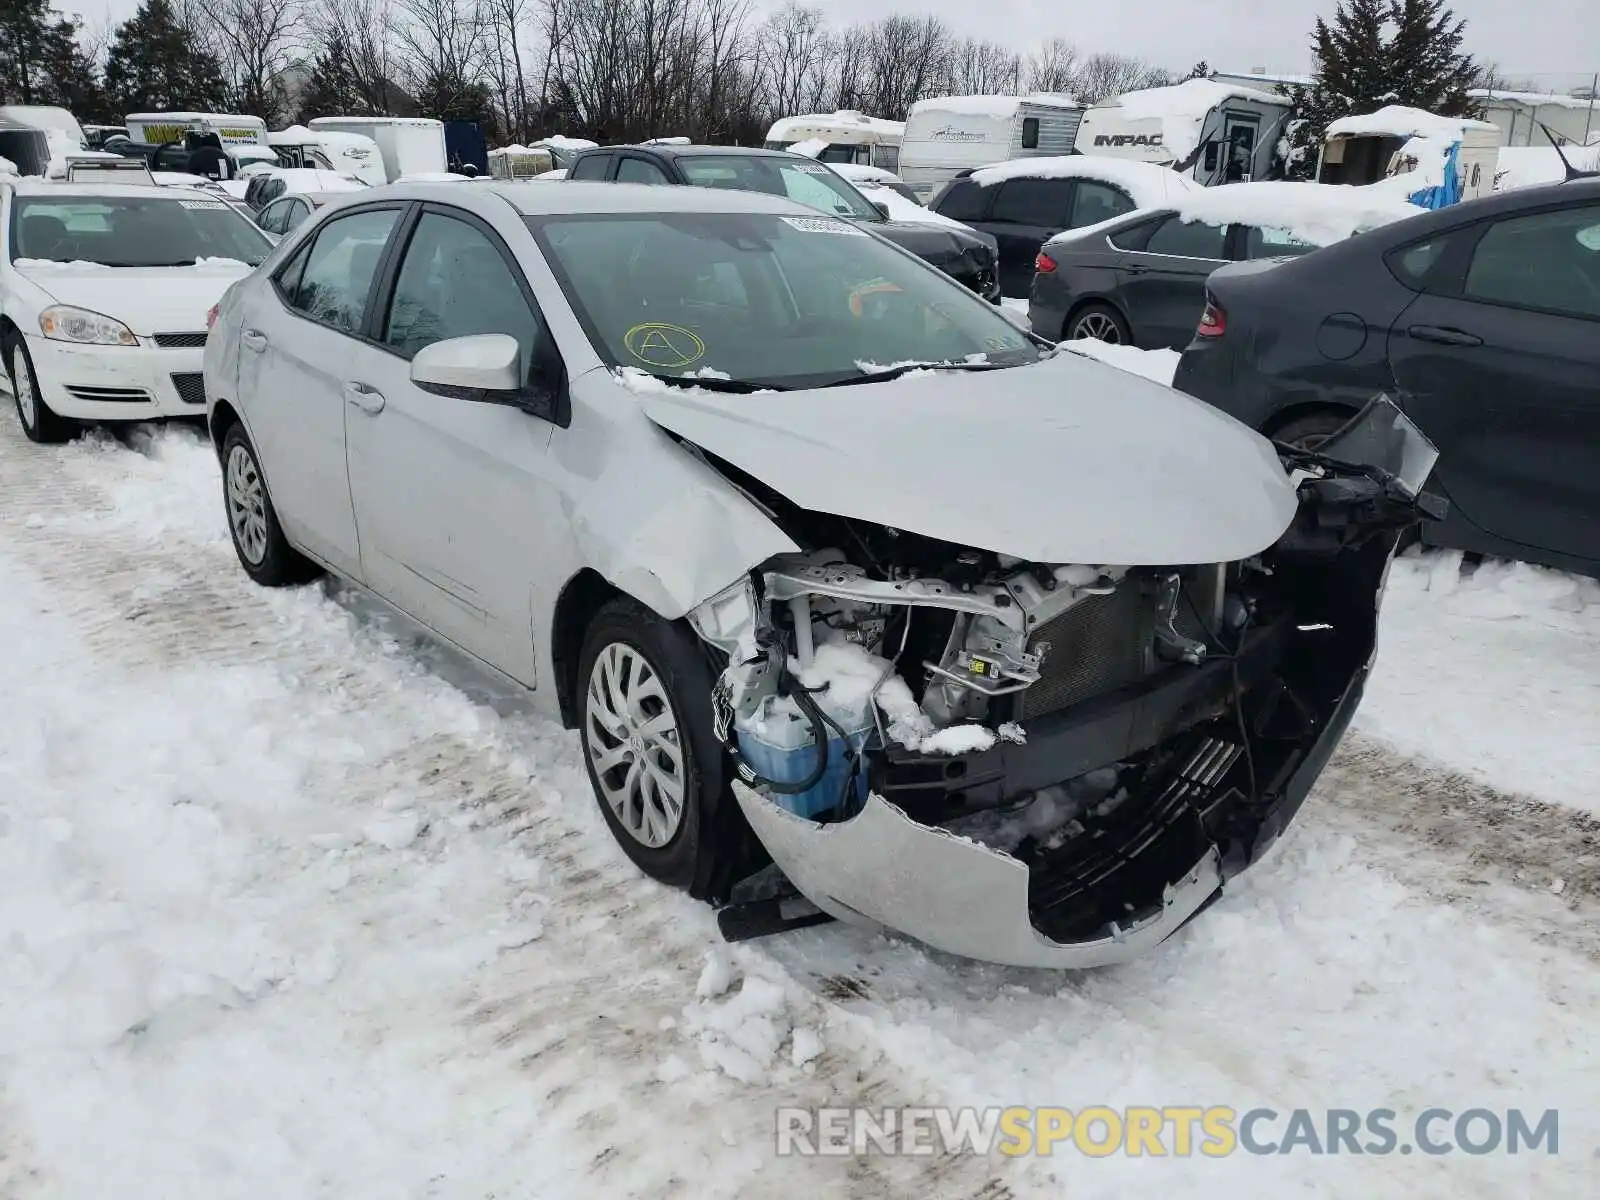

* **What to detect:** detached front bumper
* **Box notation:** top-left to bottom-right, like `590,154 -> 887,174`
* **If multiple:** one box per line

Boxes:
731,539 -> 1391,969
26,335 -> 208,420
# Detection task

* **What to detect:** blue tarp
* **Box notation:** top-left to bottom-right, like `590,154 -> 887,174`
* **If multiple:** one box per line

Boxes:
1407,140 -> 1464,209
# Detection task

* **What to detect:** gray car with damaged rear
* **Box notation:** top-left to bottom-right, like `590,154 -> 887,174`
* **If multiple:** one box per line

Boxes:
203,180 -> 1440,968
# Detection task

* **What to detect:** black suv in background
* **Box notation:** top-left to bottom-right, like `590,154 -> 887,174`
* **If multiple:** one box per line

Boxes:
1174,178 -> 1600,579
565,144 -> 1001,303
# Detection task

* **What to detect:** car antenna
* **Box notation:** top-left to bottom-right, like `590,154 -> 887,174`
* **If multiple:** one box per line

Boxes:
1539,122 -> 1600,181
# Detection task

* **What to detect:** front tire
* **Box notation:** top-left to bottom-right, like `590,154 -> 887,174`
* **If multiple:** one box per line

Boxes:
1270,410 -> 1352,451
5,334 -> 73,444
1065,303 -> 1131,345
220,422 -> 319,586
576,597 -> 728,890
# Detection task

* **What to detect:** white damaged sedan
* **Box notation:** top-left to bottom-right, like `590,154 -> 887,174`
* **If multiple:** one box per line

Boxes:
204,181 -> 1440,968
0,178 -> 272,442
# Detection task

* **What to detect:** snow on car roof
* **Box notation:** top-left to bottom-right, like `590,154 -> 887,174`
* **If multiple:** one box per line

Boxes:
830,163 -> 905,186
531,134 -> 599,150
1168,180 -> 1424,245
968,155 -> 1200,206
1326,105 -> 1499,141
908,93 -> 1080,119
5,177 -> 228,201
260,167 -> 368,193
766,110 -> 906,141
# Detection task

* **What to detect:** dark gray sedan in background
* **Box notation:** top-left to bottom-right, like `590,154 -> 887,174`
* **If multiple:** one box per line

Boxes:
1174,178 -> 1600,579
1028,207 -> 1325,349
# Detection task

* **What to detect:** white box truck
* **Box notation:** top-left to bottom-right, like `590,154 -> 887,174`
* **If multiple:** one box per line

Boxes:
899,94 -> 1082,201
308,116 -> 449,182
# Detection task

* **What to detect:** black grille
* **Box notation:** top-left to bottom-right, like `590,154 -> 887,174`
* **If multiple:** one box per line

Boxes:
1019,587 -> 1156,719
154,332 -> 208,348
171,373 -> 206,405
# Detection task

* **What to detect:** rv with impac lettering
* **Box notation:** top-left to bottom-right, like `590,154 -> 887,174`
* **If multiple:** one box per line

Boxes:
1073,80 -> 1292,186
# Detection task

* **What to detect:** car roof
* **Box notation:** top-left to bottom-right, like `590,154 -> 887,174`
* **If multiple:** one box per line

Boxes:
388,179 -> 820,218
583,143 -> 802,161
2,179 -> 226,202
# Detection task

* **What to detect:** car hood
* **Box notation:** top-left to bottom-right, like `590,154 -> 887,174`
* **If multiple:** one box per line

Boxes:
636,352 -> 1299,565
869,219 -> 999,270
15,264 -> 255,335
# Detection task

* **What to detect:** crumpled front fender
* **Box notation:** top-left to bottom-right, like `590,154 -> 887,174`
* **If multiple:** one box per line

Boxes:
733,781 -> 1222,968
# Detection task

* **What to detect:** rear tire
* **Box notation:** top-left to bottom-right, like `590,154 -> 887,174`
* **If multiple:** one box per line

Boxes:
576,597 -> 728,891
1065,303 -> 1131,345
220,422 -> 320,586
1269,410 -> 1353,451
5,334 -> 73,444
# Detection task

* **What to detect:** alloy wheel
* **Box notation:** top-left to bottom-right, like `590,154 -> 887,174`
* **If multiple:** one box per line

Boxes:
226,444 -> 270,565
584,642 -> 686,849
1073,311 -> 1123,343
12,354 -> 36,431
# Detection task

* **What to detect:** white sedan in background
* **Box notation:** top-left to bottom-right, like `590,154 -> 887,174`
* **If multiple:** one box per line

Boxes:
0,178 -> 273,442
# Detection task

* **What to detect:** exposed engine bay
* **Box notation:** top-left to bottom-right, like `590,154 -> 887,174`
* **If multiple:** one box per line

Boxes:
683,399 -> 1445,966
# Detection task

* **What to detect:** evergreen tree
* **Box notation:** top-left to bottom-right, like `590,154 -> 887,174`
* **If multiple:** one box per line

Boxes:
1388,0 -> 1476,117
1188,62 -> 1212,81
296,38 -> 361,123
37,15 -> 109,120
104,0 -> 228,114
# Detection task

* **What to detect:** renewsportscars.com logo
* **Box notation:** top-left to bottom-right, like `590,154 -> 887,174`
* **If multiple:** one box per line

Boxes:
775,1106 -> 1562,1158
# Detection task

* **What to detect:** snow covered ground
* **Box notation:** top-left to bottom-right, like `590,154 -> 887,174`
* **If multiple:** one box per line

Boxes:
1,417 -> 1597,1198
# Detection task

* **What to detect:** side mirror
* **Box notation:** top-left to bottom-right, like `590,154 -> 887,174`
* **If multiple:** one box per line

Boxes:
870,200 -> 890,220
410,333 -> 521,398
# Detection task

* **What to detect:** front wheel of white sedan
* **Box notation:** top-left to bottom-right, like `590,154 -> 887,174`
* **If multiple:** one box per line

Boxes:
5,334 -> 73,444
576,597 -> 730,891
219,421 -> 320,586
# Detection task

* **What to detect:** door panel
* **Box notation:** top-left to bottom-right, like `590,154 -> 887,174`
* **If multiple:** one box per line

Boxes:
1116,216 -> 1227,349
345,208 -> 560,682
241,206 -> 403,576
1388,202 -> 1600,564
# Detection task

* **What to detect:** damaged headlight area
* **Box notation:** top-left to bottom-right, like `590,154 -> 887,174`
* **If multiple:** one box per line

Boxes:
690,398 -> 1444,967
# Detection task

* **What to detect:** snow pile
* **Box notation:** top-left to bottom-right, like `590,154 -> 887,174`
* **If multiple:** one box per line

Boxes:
1495,144 -> 1600,191
1468,87 -> 1600,111
678,949 -> 826,1085
969,154 -> 1199,206
12,258 -> 112,271
785,137 -> 827,158
1062,338 -> 1180,385
530,134 -> 598,152
854,180 -> 975,229
1359,551 -> 1600,815
1326,104 -> 1499,142
192,256 -> 252,271
0,155 -> 17,176
1168,180 -> 1423,245
792,639 -> 930,748
908,93 -> 1078,120
767,110 -> 905,142
1109,78 -> 1288,160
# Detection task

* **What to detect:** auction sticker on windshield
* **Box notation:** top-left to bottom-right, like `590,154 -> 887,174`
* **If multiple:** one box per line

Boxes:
781,216 -> 866,236
624,322 -> 705,368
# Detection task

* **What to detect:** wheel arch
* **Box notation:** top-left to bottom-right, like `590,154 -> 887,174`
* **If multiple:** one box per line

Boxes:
209,398 -> 243,459
550,568 -> 624,729
1259,399 -> 1361,441
1060,295 -> 1132,342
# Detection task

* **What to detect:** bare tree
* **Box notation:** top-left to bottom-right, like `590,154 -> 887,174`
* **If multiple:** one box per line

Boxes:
1072,52 -> 1170,105
308,0 -> 403,113
484,0 -> 537,137
1023,36 -> 1077,94
944,37 -> 1021,96
394,0 -> 489,116
195,0 -> 305,120
758,2 -> 833,118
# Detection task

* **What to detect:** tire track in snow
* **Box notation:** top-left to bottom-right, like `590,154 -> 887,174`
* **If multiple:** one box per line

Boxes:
0,420 -> 1018,1200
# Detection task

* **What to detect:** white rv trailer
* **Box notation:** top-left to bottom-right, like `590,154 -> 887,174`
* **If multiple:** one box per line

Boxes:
268,124 -> 387,186
1319,106 -> 1501,206
1074,79 -> 1293,186
899,94 -> 1082,201
763,110 -> 905,171
1468,89 -> 1599,147
308,116 -> 448,181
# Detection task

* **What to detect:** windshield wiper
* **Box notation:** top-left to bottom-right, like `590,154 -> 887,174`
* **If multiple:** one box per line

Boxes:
823,360 -> 1009,387
646,373 -> 785,394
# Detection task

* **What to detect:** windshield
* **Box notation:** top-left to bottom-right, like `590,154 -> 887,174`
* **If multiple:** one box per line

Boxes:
532,211 -> 1039,390
677,155 -> 882,222
10,195 -> 272,267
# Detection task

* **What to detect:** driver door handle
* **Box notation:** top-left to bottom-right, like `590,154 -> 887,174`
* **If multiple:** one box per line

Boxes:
241,329 -> 267,352
1408,324 -> 1482,347
343,382 -> 386,415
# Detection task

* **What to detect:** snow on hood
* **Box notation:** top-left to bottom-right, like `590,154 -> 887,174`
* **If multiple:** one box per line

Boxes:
786,138 -> 828,158
854,182 -> 973,231
13,263 -> 253,334
633,352 -> 1298,565
970,155 -> 1199,206
1165,181 -> 1423,246
1326,105 -> 1498,142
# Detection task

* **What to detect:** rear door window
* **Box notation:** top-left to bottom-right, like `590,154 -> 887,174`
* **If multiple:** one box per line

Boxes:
989,178 -> 1072,227
284,207 -> 401,334
1068,181 -> 1136,229
1462,203 -> 1600,320
569,153 -> 612,181
1243,224 -> 1319,260
616,156 -> 670,185
1143,215 -> 1228,259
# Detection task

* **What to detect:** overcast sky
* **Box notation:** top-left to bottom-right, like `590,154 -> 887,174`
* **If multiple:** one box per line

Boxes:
83,0 -> 1600,87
